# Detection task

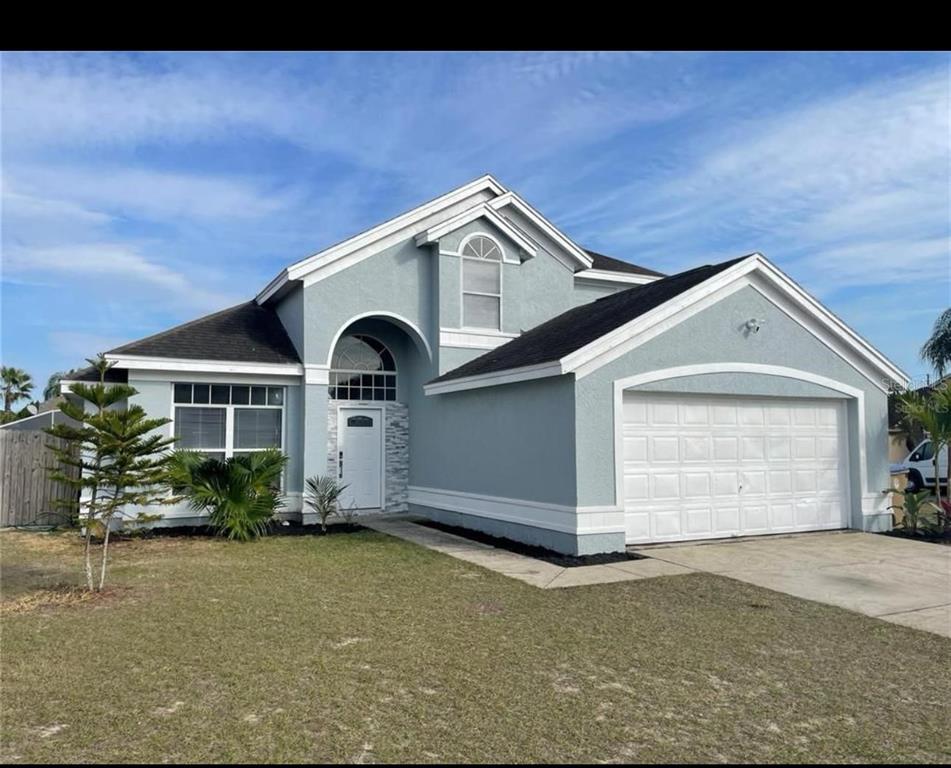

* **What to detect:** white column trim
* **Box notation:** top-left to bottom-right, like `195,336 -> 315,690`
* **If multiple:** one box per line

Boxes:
408,485 -> 623,535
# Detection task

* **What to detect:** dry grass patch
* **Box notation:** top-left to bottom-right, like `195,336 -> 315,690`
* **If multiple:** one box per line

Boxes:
2,529 -> 950,764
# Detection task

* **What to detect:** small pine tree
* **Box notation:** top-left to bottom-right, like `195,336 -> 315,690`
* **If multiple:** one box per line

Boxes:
46,355 -> 177,591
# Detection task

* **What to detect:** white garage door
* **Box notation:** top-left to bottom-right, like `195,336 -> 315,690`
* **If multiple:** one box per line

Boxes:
621,392 -> 850,544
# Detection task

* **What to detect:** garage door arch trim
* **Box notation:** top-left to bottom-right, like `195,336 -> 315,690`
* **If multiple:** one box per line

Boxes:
612,363 -> 866,531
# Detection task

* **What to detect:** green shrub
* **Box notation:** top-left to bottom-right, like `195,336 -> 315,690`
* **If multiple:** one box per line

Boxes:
169,449 -> 288,541
303,475 -> 349,532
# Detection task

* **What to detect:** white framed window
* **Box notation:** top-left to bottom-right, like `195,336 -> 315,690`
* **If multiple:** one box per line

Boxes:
329,334 -> 397,401
172,383 -> 284,461
460,234 -> 502,330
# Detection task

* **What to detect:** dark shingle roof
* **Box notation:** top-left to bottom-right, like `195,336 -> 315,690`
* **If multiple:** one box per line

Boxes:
70,366 -> 129,384
107,302 -> 300,365
432,256 -> 752,385
584,249 -> 666,278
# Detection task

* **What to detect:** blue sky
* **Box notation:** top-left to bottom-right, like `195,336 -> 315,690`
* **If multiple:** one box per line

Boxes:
2,51 -> 949,397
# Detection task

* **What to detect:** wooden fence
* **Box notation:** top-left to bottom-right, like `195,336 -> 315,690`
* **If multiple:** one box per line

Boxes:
0,430 -> 79,527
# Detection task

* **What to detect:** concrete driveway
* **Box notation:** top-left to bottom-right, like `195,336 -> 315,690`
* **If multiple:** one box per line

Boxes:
632,531 -> 951,638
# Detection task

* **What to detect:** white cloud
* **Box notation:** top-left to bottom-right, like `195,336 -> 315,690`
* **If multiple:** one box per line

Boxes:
4,243 -> 234,310
563,68 -> 950,289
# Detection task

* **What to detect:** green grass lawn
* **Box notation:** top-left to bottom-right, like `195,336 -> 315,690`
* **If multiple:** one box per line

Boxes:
2,528 -> 949,764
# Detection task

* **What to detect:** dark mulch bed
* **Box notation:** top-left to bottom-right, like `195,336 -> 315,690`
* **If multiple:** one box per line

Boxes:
115,521 -> 365,540
415,519 -> 646,568
878,529 -> 951,546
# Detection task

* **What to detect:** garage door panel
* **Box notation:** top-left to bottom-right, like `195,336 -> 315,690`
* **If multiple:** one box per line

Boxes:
651,436 -> 680,462
685,507 -> 713,534
714,506 -> 740,534
683,472 -> 711,498
681,402 -> 709,425
741,436 -> 766,460
713,471 -> 739,495
793,436 -> 817,459
683,435 -> 711,461
652,473 -> 680,498
652,509 -> 682,537
651,402 -> 678,424
623,435 -> 648,462
737,404 -> 766,425
795,500 -> 820,527
770,503 -> 795,529
742,504 -> 769,531
623,473 -> 649,501
768,437 -> 791,460
622,392 -> 849,544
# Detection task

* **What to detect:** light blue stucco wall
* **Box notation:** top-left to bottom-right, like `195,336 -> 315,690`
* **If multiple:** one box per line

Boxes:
409,375 -> 578,506
572,281 -> 627,306
274,287 -> 304,359
437,217 -> 578,335
302,237 -> 436,366
298,238 -> 438,485
573,285 -> 890,529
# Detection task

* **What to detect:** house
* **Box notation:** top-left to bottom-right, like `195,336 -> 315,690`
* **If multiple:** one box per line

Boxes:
62,175 -> 908,554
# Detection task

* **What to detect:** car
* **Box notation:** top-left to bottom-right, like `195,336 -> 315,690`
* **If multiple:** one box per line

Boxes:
899,438 -> 949,492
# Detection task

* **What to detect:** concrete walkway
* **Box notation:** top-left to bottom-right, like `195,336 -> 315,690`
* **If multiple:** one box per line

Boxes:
365,516 -> 950,638
632,531 -> 951,638
362,516 -> 691,588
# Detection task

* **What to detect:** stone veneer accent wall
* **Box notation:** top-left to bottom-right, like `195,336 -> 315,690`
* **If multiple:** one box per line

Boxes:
327,401 -> 409,513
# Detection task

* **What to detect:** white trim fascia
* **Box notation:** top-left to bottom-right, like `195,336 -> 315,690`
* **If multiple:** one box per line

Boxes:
124,370 -> 302,386
0,410 -> 60,429
425,254 -> 909,395
304,365 -> 329,385
103,354 -> 303,377
439,328 -> 519,350
255,175 -> 506,301
408,485 -> 624,535
749,256 -> 908,388
424,360 -> 564,396
568,265 -> 906,391
567,279 -> 753,380
325,311 -> 434,367
487,192 -> 593,269
610,364 -> 869,528
574,269 -> 659,286
415,204 -> 538,260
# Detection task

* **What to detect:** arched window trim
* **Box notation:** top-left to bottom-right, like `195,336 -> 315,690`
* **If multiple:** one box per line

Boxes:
330,334 -> 397,402
459,232 -> 506,262
459,232 -> 503,331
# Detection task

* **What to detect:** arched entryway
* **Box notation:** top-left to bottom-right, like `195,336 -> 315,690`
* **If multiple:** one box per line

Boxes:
326,314 -> 430,513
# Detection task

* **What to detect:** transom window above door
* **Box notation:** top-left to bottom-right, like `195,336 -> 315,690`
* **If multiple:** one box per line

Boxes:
461,234 -> 502,330
330,334 -> 397,401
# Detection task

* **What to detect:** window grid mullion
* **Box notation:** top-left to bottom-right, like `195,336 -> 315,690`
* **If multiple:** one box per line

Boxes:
225,406 -> 235,459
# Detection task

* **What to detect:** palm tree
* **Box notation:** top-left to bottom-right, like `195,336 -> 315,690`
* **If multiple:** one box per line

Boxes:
168,449 -> 288,541
1,366 -> 34,413
921,308 -> 951,379
43,370 -> 74,401
897,383 -> 951,529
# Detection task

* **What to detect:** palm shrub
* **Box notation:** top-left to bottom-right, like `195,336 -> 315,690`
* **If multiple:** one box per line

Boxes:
304,475 -> 349,532
168,449 -> 288,541
887,488 -> 938,535
896,382 -> 951,531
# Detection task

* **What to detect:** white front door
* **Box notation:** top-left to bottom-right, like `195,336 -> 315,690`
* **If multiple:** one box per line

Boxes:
622,392 -> 850,544
338,408 -> 383,510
